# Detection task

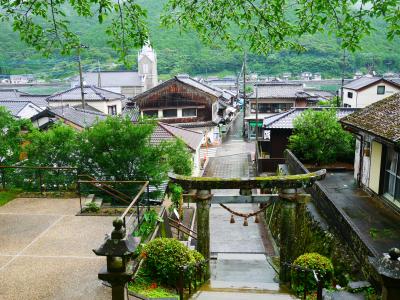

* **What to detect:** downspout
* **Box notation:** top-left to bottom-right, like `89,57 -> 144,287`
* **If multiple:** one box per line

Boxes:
354,132 -> 363,187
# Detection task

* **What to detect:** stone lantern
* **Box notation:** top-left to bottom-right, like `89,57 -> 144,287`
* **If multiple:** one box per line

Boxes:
93,218 -> 140,300
368,248 -> 400,300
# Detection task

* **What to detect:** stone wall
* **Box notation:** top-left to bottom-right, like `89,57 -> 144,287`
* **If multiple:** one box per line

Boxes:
283,149 -> 378,279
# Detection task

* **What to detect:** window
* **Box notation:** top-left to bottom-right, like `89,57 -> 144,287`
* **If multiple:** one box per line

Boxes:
182,108 -> 197,117
384,148 -> 400,202
377,86 -> 385,95
256,103 -> 293,113
107,105 -> 117,115
347,92 -> 353,98
163,109 -> 177,118
143,110 -> 158,117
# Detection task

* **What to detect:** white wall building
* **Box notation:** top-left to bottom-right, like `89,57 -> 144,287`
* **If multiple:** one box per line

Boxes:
342,77 -> 400,108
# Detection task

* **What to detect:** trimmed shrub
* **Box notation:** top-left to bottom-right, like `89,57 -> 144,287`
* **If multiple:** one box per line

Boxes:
141,238 -> 204,287
291,252 -> 334,295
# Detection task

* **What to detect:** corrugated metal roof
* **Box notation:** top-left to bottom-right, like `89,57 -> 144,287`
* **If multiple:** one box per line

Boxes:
47,86 -> 125,102
341,93 -> 400,142
264,107 -> 358,129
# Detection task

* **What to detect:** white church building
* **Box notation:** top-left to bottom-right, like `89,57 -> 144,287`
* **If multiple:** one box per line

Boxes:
70,44 -> 158,98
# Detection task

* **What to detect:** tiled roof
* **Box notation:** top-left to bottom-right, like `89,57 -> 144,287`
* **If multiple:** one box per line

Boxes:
122,105 -> 141,122
175,75 -> 222,98
0,89 -> 30,100
0,100 -> 39,117
72,71 -> 144,87
264,107 -> 358,129
151,122 -> 203,151
32,106 -> 107,128
175,119 -> 220,129
6,94 -> 49,108
340,93 -> 400,142
47,86 -> 124,102
249,83 -> 309,99
343,77 -> 400,91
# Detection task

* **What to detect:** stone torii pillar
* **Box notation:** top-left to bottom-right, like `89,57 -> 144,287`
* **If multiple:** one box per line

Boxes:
195,189 -> 212,261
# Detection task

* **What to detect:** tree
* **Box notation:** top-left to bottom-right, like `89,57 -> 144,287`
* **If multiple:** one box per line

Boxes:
2,0 -> 400,64
0,107 -> 31,165
78,116 -> 193,185
25,124 -> 79,167
161,139 -> 193,176
288,109 -> 354,164
0,0 -> 149,64
162,0 -> 400,54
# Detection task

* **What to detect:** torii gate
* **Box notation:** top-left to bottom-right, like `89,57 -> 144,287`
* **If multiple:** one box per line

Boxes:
169,169 -> 326,281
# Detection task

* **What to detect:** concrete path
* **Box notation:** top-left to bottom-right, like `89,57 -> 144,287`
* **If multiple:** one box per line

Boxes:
319,171 -> 400,255
0,197 -> 113,300
195,113 -> 294,299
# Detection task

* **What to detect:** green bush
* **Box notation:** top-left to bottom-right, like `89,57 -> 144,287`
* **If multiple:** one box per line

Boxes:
291,253 -> 334,295
141,238 -> 204,287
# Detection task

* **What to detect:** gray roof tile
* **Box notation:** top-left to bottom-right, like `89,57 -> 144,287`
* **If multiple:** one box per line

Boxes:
249,83 -> 309,99
47,86 -> 124,102
264,107 -> 358,129
49,106 -> 107,128
73,71 -> 144,87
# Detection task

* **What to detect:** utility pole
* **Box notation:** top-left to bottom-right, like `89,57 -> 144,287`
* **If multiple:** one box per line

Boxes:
76,44 -> 88,110
242,52 -> 247,137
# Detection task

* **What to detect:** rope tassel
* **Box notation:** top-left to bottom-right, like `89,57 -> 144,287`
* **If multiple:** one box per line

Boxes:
230,215 -> 235,223
243,217 -> 248,226
254,214 -> 260,223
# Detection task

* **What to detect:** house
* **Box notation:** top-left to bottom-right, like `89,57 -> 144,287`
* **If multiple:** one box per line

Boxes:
0,89 -> 30,99
9,74 -> 36,84
0,100 -> 43,119
257,107 -> 357,173
245,82 -> 319,139
70,44 -> 158,98
203,76 -> 237,91
31,106 -> 107,131
342,77 -> 400,108
151,122 -> 204,176
129,75 -> 227,145
340,93 -> 400,213
0,89 -> 49,109
300,72 -> 313,80
46,86 -> 125,115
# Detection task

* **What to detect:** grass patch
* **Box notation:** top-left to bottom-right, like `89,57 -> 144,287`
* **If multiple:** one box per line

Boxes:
0,189 -> 22,206
128,268 -> 178,299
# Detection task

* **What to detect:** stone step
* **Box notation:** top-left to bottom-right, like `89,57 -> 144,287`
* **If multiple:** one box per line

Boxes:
191,291 -> 296,300
83,194 -> 95,206
93,197 -> 103,208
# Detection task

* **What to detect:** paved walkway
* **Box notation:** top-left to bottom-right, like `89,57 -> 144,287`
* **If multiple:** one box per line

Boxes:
0,197 -> 113,300
319,171 -> 400,255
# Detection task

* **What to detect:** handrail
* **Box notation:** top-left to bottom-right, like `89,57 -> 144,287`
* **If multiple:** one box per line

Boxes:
84,182 -> 131,205
121,181 -> 149,224
178,259 -> 209,300
78,174 -> 132,202
168,217 -> 197,239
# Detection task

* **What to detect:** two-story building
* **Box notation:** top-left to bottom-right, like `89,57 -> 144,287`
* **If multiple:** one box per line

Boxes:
46,86 -> 125,115
129,75 -> 226,144
245,82 -> 319,139
341,93 -> 400,213
342,77 -> 400,108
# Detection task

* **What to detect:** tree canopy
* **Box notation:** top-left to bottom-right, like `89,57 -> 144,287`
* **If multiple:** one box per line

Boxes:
23,116 -> 193,186
0,107 -> 31,165
1,0 -> 400,64
288,109 -> 354,165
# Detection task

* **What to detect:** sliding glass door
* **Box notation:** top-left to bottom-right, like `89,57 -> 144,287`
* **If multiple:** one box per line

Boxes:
384,148 -> 400,202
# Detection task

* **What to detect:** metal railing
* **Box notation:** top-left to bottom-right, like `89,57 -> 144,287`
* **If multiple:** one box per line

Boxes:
177,259 -> 209,300
283,262 -> 324,300
0,165 -> 78,193
77,177 -> 150,213
168,217 -> 197,240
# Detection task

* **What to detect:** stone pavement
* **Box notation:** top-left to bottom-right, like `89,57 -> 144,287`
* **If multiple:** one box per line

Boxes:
0,197 -> 113,300
319,171 -> 400,255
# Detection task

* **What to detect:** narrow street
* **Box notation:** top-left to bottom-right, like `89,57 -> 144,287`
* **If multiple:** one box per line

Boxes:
194,113 -> 294,299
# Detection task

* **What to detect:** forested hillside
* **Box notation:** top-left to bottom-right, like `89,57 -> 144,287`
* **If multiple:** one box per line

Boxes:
1,0 -> 400,79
